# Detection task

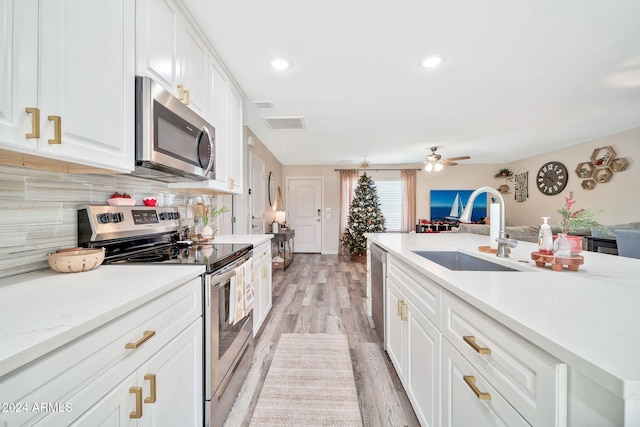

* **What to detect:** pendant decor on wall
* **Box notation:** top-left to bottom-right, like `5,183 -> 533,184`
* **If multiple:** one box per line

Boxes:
514,169 -> 528,203
574,146 -> 629,190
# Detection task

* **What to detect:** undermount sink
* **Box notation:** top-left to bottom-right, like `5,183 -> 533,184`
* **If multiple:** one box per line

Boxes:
413,251 -> 520,272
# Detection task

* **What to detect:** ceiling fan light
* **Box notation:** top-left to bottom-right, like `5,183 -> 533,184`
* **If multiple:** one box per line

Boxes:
425,163 -> 434,172
434,163 -> 444,172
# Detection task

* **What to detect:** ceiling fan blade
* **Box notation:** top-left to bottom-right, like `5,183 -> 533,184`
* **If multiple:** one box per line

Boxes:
444,156 -> 470,162
444,161 -> 458,166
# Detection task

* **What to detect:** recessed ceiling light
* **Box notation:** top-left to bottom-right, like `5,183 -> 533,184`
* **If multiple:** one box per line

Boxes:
421,55 -> 444,69
270,58 -> 290,70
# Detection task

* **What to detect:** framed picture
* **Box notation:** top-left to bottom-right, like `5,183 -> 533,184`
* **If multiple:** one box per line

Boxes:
430,190 -> 487,222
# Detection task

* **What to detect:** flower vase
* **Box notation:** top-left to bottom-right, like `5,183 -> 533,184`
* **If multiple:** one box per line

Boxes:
200,225 -> 214,240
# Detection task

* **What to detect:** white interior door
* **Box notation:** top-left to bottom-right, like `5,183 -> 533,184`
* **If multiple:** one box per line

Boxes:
287,178 -> 322,253
249,152 -> 265,234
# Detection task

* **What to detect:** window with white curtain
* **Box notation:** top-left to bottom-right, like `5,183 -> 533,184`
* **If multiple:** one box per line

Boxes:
374,178 -> 402,232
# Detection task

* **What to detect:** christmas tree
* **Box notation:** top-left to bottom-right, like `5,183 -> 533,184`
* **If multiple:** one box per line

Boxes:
343,173 -> 386,256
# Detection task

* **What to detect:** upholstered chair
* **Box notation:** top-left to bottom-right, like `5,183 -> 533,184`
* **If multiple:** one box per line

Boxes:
615,229 -> 640,259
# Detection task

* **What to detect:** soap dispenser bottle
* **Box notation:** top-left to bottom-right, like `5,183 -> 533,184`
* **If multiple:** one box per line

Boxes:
538,217 -> 553,254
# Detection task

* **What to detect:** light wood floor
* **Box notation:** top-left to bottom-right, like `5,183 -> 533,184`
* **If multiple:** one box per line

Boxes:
225,254 -> 420,427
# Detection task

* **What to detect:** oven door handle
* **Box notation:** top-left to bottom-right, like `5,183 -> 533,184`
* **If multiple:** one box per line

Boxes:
209,269 -> 237,288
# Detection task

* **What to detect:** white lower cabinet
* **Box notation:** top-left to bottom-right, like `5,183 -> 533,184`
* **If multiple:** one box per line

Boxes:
386,274 -> 441,427
252,241 -> 273,335
0,277 -> 203,427
442,339 -> 529,427
384,253 -> 567,426
442,290 -> 566,427
70,321 -> 203,427
67,373 -> 136,427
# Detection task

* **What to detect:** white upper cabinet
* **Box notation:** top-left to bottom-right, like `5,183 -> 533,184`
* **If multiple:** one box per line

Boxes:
137,0 -> 208,118
0,0 -> 38,153
180,24 -> 208,118
142,0 -> 245,195
136,0 -> 181,91
227,87 -> 244,192
0,0 -> 135,172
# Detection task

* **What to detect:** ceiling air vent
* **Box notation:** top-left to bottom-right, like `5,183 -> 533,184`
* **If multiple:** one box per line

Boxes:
252,101 -> 275,110
263,116 -> 306,131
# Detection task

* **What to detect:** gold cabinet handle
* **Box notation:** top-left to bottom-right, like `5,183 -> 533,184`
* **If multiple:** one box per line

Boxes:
400,303 -> 408,321
144,374 -> 157,404
397,299 -> 404,316
25,107 -> 40,139
129,386 -> 143,418
227,178 -> 234,189
177,84 -> 185,101
125,330 -> 156,349
463,375 -> 491,400
463,336 -> 491,355
47,115 -> 61,144
183,89 -> 190,105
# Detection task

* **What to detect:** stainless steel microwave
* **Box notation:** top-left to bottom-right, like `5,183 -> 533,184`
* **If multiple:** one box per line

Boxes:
134,76 -> 215,182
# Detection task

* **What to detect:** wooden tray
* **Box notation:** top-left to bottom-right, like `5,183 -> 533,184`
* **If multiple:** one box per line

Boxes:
530,251 -> 584,271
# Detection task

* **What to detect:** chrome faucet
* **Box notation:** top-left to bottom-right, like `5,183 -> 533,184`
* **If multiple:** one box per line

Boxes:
458,186 -> 518,258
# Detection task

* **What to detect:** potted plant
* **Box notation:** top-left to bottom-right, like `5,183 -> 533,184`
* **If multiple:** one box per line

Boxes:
553,191 -> 612,255
494,167 -> 514,181
201,206 -> 230,239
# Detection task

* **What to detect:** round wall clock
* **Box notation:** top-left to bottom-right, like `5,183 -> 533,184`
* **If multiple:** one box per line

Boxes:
536,161 -> 568,195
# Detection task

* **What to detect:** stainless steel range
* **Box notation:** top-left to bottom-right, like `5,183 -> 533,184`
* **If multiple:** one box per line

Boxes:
78,205 -> 254,427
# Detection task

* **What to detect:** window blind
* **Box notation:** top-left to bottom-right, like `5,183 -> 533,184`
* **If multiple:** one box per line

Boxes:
374,178 -> 402,232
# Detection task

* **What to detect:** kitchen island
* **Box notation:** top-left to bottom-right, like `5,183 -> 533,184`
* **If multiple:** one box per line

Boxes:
367,232 -> 640,427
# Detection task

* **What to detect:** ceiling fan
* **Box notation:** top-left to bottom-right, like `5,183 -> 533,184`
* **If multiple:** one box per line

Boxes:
424,146 -> 470,172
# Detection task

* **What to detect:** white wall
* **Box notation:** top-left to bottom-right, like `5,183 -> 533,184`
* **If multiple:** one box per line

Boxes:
503,127 -> 639,227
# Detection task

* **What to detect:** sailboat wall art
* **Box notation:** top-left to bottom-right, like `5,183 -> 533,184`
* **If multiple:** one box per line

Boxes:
430,190 -> 487,222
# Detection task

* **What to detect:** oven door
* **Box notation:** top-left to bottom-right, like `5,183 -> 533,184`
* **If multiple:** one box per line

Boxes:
204,261 -> 253,400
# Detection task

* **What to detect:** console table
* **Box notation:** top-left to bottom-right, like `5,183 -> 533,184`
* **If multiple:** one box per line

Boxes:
272,229 -> 295,270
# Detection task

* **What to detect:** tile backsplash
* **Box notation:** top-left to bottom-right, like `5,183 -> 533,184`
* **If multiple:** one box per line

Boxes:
0,165 -> 217,279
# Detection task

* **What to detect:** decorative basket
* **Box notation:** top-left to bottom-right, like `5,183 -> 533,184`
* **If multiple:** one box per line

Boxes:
48,248 -> 105,273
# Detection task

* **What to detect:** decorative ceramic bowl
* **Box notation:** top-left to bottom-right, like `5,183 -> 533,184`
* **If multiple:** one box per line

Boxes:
48,248 -> 105,273
107,198 -> 136,206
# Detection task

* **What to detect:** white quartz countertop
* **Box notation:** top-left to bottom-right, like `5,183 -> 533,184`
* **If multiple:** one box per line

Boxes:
0,264 -> 204,378
214,234 -> 273,246
367,232 -> 640,400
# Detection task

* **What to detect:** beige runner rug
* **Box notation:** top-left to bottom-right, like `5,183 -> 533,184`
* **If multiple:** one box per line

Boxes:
249,333 -> 363,426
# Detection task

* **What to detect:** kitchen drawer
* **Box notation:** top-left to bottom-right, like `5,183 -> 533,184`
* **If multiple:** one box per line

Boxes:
442,339 -> 529,427
253,241 -> 271,263
388,255 -> 440,327
0,278 -> 201,427
442,290 -> 566,426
